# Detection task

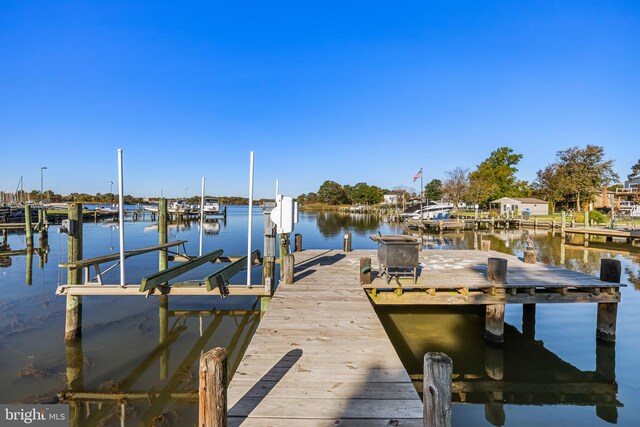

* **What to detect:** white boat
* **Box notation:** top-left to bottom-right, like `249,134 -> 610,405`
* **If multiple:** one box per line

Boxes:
203,198 -> 223,215
403,201 -> 454,220
168,200 -> 191,214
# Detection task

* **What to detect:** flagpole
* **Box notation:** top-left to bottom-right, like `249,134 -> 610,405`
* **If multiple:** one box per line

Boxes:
420,167 -> 423,222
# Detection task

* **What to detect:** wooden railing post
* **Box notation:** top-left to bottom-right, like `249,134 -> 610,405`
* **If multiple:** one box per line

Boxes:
199,347 -> 227,427
423,352 -> 452,427
480,240 -> 491,252
597,259 -> 621,342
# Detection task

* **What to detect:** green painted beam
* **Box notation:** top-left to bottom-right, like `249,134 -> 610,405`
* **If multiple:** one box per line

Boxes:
205,250 -> 261,292
139,249 -> 223,292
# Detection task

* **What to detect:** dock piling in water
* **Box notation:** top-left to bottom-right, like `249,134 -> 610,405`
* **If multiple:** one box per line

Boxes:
65,203 -> 83,341
423,352 -> 453,427
597,259 -> 621,343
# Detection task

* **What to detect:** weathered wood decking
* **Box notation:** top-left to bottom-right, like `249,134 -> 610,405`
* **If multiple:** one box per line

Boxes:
226,248 -> 623,425
227,249 -> 424,426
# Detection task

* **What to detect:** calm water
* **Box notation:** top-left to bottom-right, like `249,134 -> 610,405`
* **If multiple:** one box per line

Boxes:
1,207 -> 639,426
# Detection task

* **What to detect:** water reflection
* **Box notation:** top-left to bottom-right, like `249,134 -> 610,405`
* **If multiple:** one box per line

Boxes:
378,306 -> 622,426
316,212 -> 381,237
59,305 -> 260,426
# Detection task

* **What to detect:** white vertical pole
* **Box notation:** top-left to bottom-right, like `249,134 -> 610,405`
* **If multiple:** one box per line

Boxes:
117,149 -> 126,287
199,176 -> 205,256
247,151 -> 255,288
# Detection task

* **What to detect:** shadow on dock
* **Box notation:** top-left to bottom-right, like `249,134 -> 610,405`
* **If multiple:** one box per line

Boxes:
228,349 -> 303,420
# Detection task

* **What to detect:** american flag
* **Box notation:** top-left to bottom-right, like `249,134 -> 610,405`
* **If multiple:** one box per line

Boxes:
412,169 -> 422,182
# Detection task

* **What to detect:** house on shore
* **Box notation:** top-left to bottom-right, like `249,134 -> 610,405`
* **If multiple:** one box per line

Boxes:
491,197 -> 549,216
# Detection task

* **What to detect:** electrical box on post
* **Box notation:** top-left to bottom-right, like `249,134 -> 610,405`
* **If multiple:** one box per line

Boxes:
270,195 -> 296,234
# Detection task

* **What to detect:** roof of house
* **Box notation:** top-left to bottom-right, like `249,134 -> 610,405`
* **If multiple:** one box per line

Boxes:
491,197 -> 548,204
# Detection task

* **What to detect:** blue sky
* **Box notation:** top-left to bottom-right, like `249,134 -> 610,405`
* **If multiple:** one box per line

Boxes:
1,1 -> 638,199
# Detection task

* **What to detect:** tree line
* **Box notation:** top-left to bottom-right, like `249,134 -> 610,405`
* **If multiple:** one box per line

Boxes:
297,181 -> 387,205
429,145 -> 633,213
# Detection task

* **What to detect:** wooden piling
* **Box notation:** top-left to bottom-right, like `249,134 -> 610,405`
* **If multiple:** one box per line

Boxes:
485,258 -> 507,343
25,247 -> 33,285
25,205 -> 33,247
480,240 -> 491,252
282,254 -> 295,284
65,203 -> 83,341
159,295 -> 169,380
487,258 -> 507,284
597,259 -> 620,342
199,347 -> 227,427
423,352 -> 452,427
359,257 -> 372,285
561,211 -> 566,238
262,255 -> 275,290
343,231 -> 352,252
159,198 -> 168,271
294,233 -> 302,252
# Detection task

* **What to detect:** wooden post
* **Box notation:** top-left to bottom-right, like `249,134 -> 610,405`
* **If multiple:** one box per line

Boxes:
487,258 -> 507,284
159,198 -> 168,271
561,211 -> 566,238
343,231 -> 352,252
294,233 -> 302,252
25,247 -> 33,285
360,257 -> 372,285
486,258 -> 507,343
282,254 -> 295,284
597,259 -> 620,343
2,229 -> 7,246
480,240 -> 491,252
523,249 -> 537,264
65,203 -> 83,341
423,352 -> 452,427
25,205 -> 33,247
534,217 -> 538,229
199,347 -> 227,427
262,255 -> 275,291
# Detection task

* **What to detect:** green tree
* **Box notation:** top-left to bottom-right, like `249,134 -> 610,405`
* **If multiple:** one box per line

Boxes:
424,179 -> 442,201
350,182 -> 384,204
556,145 -> 618,208
534,163 -> 571,213
468,147 -> 523,205
317,180 -> 350,205
629,159 -> 640,180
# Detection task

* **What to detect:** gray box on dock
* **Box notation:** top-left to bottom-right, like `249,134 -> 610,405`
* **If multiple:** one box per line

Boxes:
376,236 -> 419,283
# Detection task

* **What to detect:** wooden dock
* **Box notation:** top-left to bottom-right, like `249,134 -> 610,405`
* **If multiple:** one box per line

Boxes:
564,227 -> 640,246
225,248 -> 623,425
227,249 -> 424,426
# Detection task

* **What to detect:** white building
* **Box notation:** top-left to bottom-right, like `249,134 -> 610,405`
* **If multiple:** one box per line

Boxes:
491,197 -> 549,216
383,191 -> 402,205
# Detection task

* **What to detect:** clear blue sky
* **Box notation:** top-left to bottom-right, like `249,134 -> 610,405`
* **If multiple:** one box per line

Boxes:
1,1 -> 638,199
